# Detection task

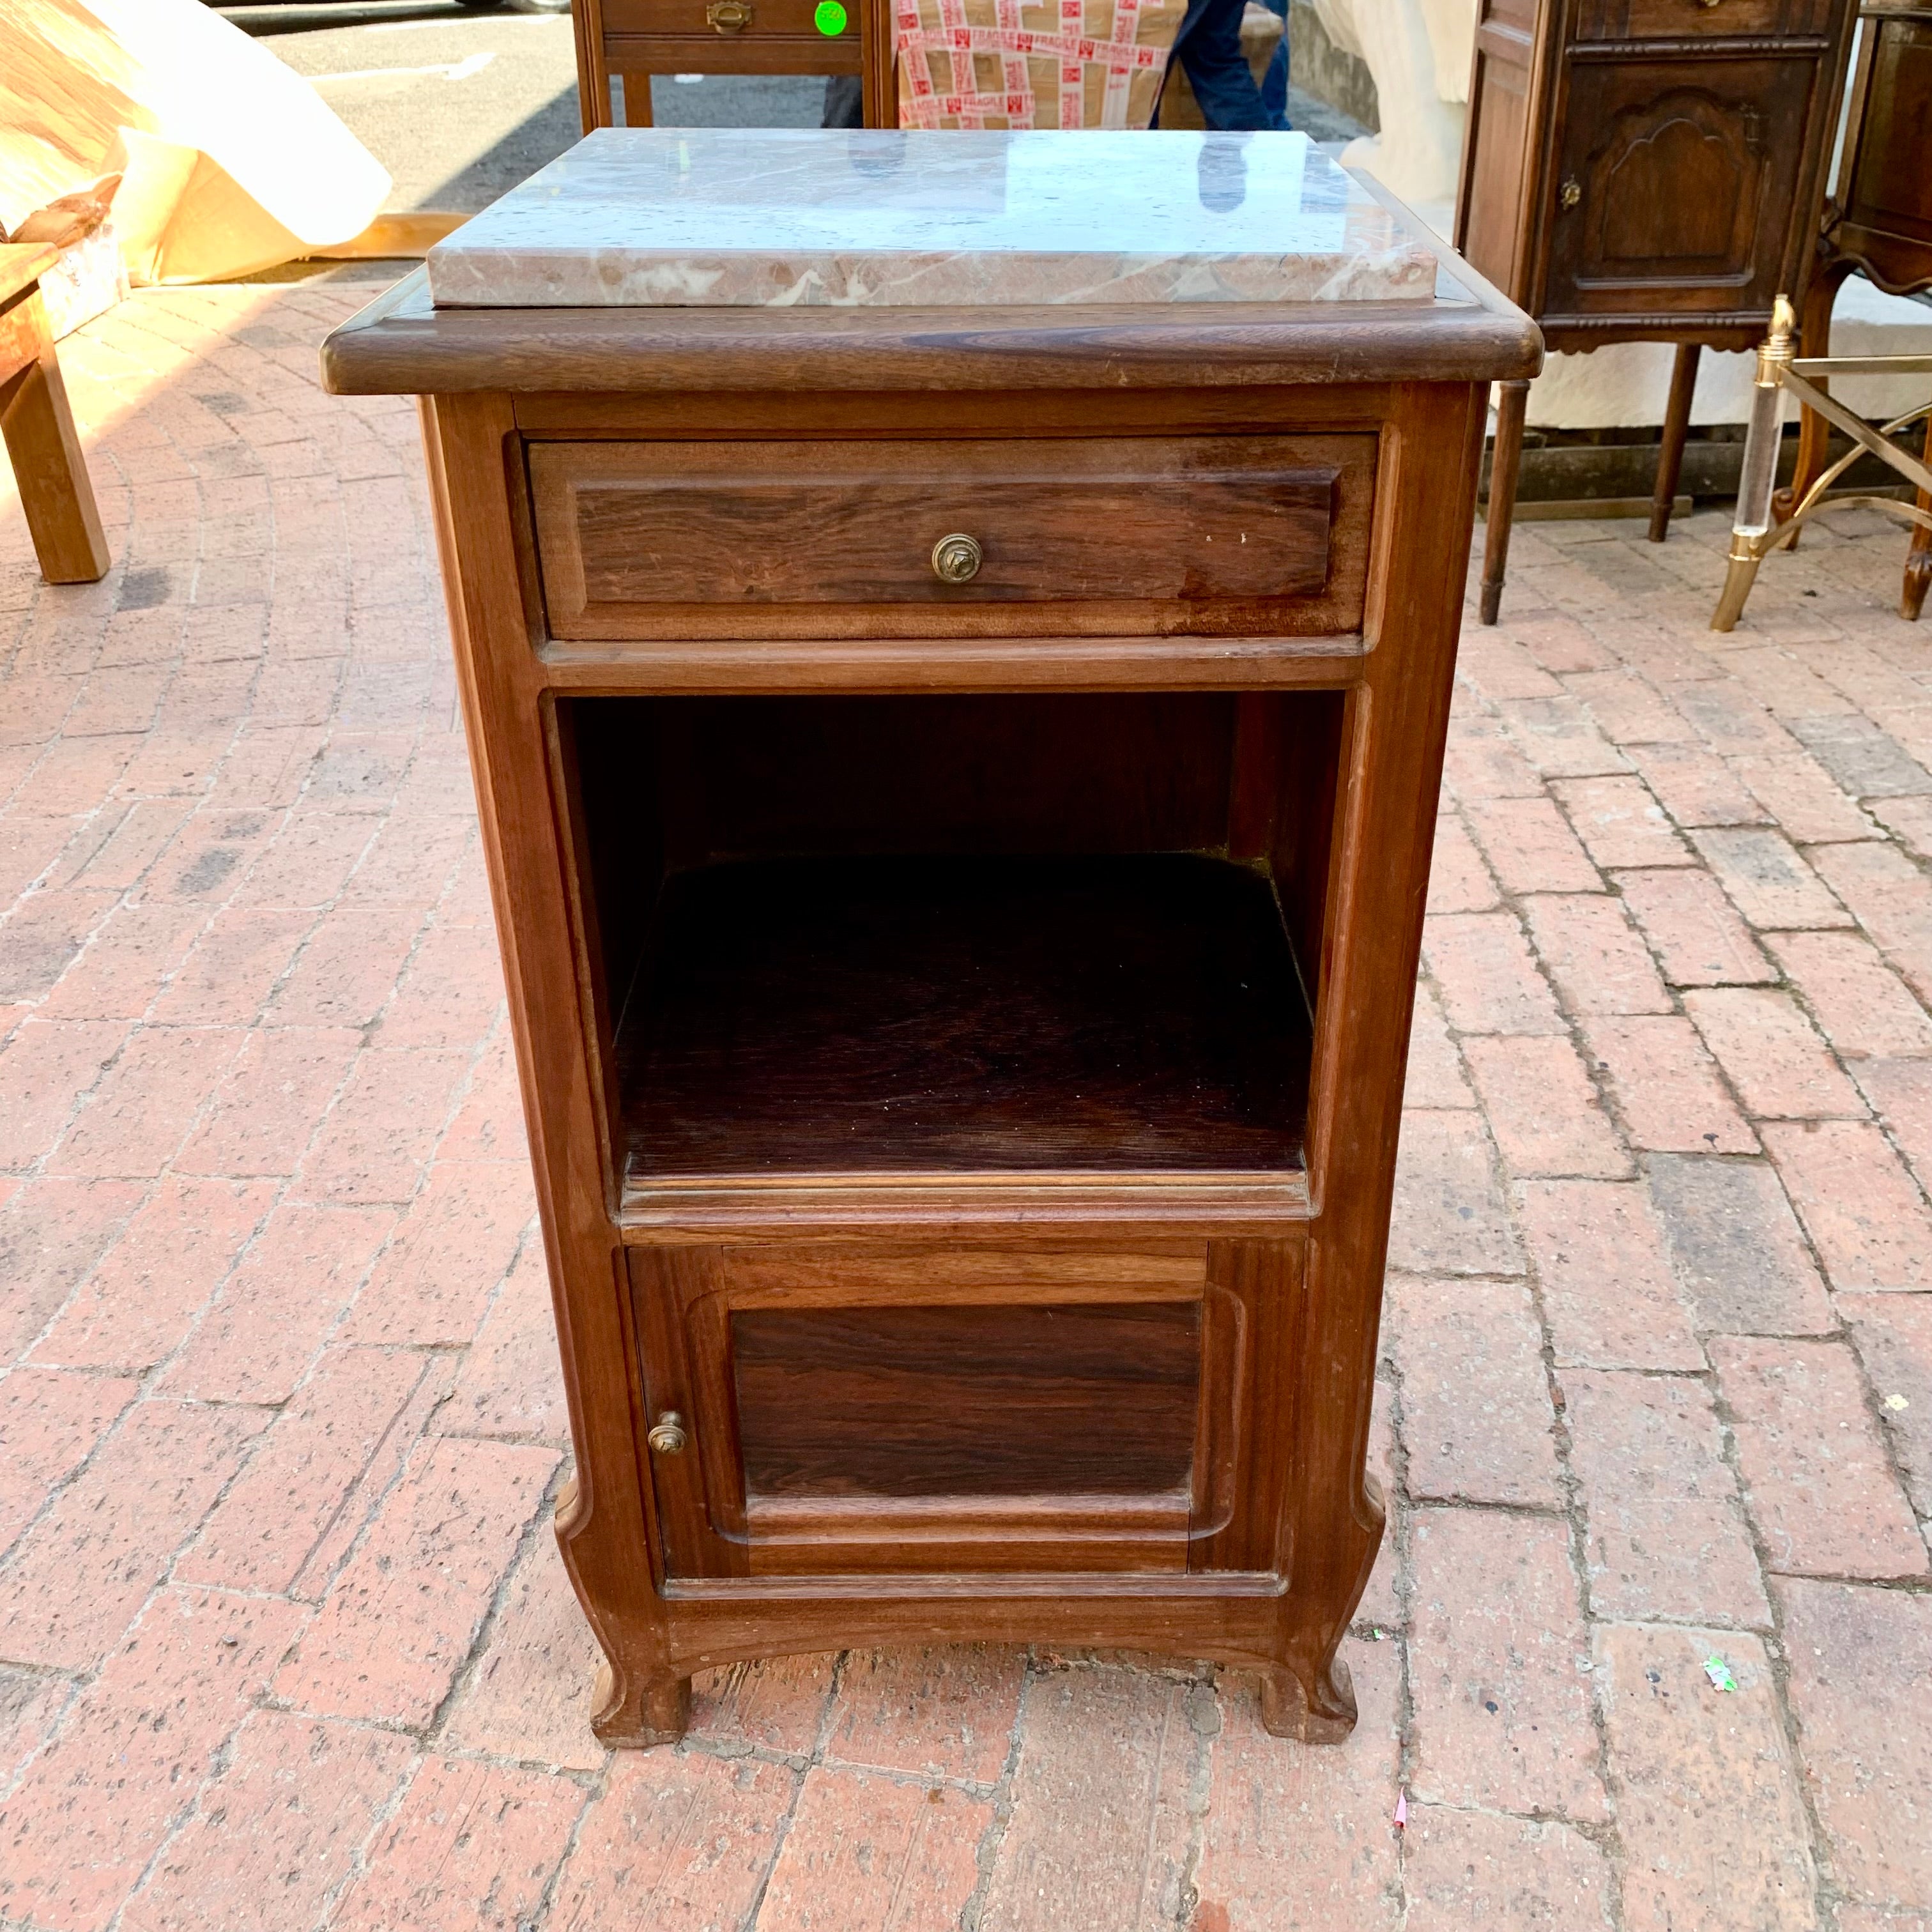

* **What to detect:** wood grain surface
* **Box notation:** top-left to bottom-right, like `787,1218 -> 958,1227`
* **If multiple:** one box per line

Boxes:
620,852 -> 1314,1181
532,434 -> 1356,638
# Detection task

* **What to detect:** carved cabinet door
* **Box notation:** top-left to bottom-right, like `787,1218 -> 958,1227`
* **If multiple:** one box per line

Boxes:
1542,56 -> 1817,319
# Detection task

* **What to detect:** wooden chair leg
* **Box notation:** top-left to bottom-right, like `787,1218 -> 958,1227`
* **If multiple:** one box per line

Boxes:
1648,341 -> 1700,542
1479,378 -> 1530,626
0,284 -> 109,586
618,70 -> 655,126
1776,262 -> 1850,543
1905,485 -> 1931,623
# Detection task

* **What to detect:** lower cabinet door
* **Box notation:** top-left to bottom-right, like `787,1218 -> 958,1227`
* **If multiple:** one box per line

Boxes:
1542,57 -> 1815,319
627,1240 -> 1300,1579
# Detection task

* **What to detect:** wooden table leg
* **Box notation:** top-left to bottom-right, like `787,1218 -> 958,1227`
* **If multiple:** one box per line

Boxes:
1479,378 -> 1529,626
0,283 -> 109,585
1648,341 -> 1700,542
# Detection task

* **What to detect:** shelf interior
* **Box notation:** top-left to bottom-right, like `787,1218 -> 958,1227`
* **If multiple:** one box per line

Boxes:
618,852 -> 1312,1183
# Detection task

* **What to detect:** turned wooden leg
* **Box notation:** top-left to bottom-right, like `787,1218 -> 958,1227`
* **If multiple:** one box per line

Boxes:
1905,483 -> 1931,624
1775,263 -> 1850,542
0,284 -> 110,585
1479,378 -> 1530,626
1259,1652 -> 1358,1744
591,1656 -> 691,1747
1648,342 -> 1700,543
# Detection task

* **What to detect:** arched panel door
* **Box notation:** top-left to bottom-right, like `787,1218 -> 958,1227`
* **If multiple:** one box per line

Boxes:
1543,57 -> 1816,321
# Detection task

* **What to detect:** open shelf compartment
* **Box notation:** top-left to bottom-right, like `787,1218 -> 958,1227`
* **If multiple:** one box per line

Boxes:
556,692 -> 1344,1211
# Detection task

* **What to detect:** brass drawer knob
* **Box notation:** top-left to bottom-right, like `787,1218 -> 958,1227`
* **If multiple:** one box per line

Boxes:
647,1411 -> 688,1455
708,0 -> 753,29
1559,177 -> 1582,211
931,532 -> 983,583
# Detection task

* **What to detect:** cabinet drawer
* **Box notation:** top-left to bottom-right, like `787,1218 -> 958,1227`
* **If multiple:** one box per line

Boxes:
528,434 -> 1376,641
602,0 -> 854,33
1573,0 -> 1836,34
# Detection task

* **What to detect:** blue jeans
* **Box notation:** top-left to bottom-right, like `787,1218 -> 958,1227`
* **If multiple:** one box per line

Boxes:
1160,0 -> 1289,130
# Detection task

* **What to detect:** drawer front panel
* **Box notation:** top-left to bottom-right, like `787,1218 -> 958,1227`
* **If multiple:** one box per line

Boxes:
603,0 -> 854,34
1574,0 -> 1835,36
530,434 -> 1376,641
627,1239 -> 1297,1579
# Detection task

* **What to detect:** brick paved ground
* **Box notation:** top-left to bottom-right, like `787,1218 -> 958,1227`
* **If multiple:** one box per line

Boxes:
3,282 -> 1931,1932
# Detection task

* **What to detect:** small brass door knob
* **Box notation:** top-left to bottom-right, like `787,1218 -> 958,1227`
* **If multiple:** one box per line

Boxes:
647,1411 -> 687,1455
1560,178 -> 1582,211
707,0 -> 753,29
931,533 -> 983,583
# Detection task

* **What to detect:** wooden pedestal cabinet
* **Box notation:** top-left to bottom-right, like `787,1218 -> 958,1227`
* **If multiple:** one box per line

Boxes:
1456,0 -> 1858,619
323,265 -> 1538,1746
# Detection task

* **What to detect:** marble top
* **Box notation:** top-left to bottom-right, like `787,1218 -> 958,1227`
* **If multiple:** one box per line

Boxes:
425,128 -> 1438,309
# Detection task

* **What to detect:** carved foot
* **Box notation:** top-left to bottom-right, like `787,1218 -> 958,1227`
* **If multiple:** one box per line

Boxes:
1258,1654 -> 1357,1745
591,1658 -> 691,1748
1904,551 -> 1929,623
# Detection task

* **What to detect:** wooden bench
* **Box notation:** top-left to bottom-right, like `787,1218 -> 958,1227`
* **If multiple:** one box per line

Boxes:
1,241 -> 109,585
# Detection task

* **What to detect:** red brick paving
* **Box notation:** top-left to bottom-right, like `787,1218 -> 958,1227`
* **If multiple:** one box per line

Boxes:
1,280 -> 1929,1931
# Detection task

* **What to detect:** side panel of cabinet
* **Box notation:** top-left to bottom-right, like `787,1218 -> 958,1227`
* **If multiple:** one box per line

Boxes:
1459,4 -> 1539,301
1841,16 -> 1932,274
1543,56 -> 1818,319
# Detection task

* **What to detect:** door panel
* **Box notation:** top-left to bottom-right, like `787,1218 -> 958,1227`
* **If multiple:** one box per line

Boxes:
627,1239 -> 1296,1578
733,1301 -> 1202,1501
1544,59 -> 1814,318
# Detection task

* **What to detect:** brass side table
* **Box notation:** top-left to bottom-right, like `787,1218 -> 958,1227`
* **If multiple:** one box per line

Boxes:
1710,293 -> 1931,629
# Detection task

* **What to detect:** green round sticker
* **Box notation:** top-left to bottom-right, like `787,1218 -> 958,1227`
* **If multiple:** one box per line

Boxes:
814,0 -> 848,32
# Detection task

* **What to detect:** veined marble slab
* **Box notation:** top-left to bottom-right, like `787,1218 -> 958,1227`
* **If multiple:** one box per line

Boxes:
426,127 -> 1438,309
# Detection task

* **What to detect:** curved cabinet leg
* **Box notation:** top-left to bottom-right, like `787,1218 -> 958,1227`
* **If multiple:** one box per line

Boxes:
1648,342 -> 1699,543
1259,1652 -> 1358,1744
1479,379 -> 1530,626
592,1656 -> 692,1748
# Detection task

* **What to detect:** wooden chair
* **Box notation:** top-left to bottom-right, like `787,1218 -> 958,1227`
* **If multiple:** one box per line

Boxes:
0,243 -> 109,585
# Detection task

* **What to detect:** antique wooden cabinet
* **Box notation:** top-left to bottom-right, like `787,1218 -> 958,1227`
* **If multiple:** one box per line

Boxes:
323,129 -> 1538,1747
1456,0 -> 1859,619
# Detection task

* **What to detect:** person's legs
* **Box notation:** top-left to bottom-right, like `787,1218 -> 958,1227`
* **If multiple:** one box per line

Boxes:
1162,0 -> 1271,130
1259,0 -> 1289,127
823,73 -> 864,126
